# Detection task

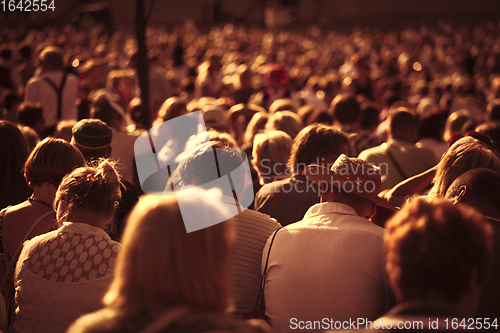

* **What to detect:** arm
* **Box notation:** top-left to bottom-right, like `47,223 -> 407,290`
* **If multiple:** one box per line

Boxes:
384,167 -> 437,207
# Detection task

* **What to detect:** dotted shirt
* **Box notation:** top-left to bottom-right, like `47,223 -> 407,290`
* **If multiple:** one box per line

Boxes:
15,222 -> 121,333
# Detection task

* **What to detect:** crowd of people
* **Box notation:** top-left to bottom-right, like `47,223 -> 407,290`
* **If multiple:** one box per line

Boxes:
0,18 -> 500,332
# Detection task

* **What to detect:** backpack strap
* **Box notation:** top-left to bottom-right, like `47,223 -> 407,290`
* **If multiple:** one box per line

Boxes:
43,73 -> 68,120
386,149 -> 408,180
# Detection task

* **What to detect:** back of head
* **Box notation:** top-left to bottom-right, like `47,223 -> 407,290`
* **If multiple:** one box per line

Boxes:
18,125 -> 40,152
419,113 -> 444,141
244,112 -> 269,144
54,159 -> 122,225
486,99 -> 500,121
444,110 -> 470,143
104,189 -> 233,312
385,198 -> 492,309
428,141 -> 500,200
39,46 -> 64,71
0,120 -> 32,208
359,103 -> 380,131
0,47 -> 13,61
289,124 -> 349,174
71,118 -> 113,161
24,137 -> 85,188
177,141 -> 245,196
252,130 -> 293,178
387,107 -> 418,142
266,111 -> 303,139
17,102 -> 44,128
329,94 -> 361,126
445,168 -> 500,219
475,121 -> 500,153
154,97 -> 187,126
269,98 -> 295,114
91,92 -> 124,127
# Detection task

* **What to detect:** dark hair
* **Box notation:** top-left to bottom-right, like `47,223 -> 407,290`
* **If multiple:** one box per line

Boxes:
487,99 -> 500,121
476,121 -> 500,152
24,137 -> 86,187
3,91 -> 21,111
419,113 -> 443,140
330,94 -> 361,125
17,102 -> 44,128
55,159 -> 122,226
19,44 -> 32,59
359,103 -> 380,130
0,121 -> 32,208
39,46 -> 64,70
0,48 -> 13,60
289,124 -> 349,174
385,198 -> 492,304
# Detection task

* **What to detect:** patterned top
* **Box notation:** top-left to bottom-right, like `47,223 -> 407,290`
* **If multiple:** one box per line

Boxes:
15,222 -> 121,333
253,175 -> 321,226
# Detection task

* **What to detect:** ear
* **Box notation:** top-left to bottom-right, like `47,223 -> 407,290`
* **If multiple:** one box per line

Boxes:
456,185 -> 467,202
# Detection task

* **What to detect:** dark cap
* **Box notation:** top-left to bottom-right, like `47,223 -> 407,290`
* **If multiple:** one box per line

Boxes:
72,119 -> 112,149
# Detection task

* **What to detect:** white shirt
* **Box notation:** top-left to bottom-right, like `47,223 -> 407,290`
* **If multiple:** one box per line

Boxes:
24,71 -> 79,129
263,202 -> 389,333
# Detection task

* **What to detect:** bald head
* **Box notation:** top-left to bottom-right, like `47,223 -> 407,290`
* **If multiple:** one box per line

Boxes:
445,168 -> 500,219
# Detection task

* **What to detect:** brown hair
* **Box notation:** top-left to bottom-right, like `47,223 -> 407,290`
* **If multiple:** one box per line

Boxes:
289,124 -> 349,174
54,159 -> 122,226
104,192 -> 233,313
385,198 -> 492,303
24,137 -> 86,187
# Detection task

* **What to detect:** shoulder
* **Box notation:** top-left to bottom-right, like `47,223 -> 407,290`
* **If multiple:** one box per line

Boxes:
358,144 -> 386,159
236,209 -> 282,230
67,307 -> 141,333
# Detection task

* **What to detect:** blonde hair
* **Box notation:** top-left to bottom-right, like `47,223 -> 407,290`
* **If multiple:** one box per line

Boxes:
54,159 -> 122,226
104,192 -> 234,313
266,111 -> 303,139
252,130 -> 292,180
427,141 -> 500,201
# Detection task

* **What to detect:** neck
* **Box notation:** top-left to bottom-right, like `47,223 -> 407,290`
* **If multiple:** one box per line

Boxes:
68,208 -> 113,229
32,182 -> 57,207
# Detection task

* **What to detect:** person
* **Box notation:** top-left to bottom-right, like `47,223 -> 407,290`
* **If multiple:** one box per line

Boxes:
14,159 -> 122,333
0,121 -> 32,210
194,53 -> 224,99
358,107 -> 438,190
329,93 -> 362,134
385,136 -> 500,207
254,124 -> 349,226
71,118 -> 139,241
0,137 -> 85,330
265,111 -> 303,139
90,91 -> 139,184
24,46 -> 79,137
263,155 -> 394,333
252,130 -> 293,185
349,102 -> 384,157
444,168 -> 500,318
16,102 -> 45,137
68,189 -> 270,333
351,198 -> 492,332
174,141 -> 281,317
